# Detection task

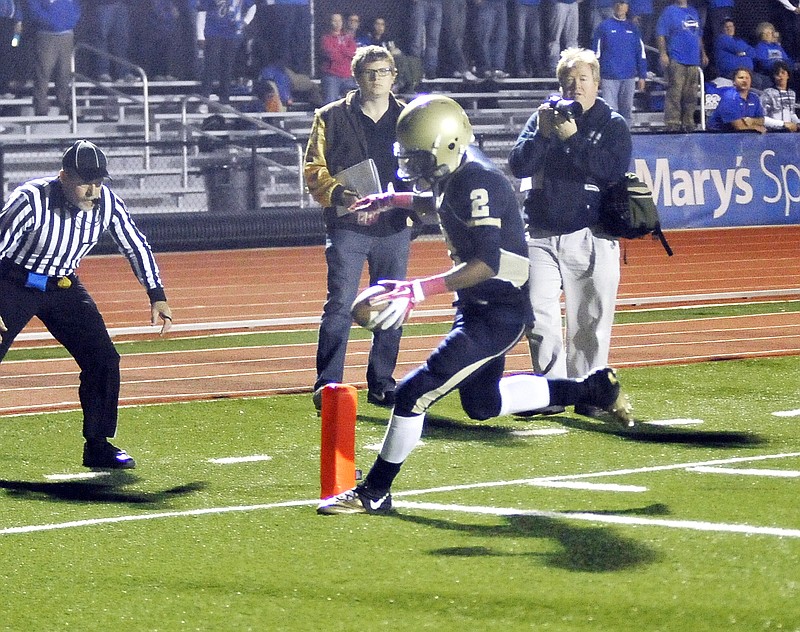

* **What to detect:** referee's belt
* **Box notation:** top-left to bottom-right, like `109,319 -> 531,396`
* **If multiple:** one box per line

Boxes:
0,259 -> 75,291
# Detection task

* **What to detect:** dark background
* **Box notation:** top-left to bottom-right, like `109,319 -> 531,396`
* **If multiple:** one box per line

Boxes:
312,0 -> 778,73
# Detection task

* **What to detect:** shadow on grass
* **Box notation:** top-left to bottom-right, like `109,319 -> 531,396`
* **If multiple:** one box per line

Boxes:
360,410 -> 766,449
552,416 -> 767,448
0,473 -> 206,507
395,511 -> 661,572
358,412 -> 527,445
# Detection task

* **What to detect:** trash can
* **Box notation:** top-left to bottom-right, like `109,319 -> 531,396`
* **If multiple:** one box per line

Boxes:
201,156 -> 256,214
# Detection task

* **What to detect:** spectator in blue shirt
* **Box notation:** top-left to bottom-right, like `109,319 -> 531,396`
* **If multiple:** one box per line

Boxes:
714,18 -> 755,81
705,0 -> 734,41
23,0 -> 81,116
657,0 -> 708,132
594,0 -> 647,124
753,21 -> 793,79
707,67 -> 767,133
196,0 -> 256,104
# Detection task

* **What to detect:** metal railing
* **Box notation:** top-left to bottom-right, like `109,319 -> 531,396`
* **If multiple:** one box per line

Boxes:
178,95 -> 307,207
70,43 -> 151,167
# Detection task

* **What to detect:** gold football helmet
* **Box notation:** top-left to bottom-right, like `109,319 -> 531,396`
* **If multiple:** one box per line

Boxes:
394,95 -> 474,187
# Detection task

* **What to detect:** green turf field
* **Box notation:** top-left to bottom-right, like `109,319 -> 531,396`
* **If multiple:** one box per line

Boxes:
2,345 -> 799,630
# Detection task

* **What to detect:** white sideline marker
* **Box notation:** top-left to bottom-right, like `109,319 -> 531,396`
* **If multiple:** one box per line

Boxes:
532,480 -> 647,492
511,428 -> 569,437
45,472 -> 111,481
687,466 -> 800,478
644,418 -> 704,426
773,409 -> 800,417
208,455 -> 273,464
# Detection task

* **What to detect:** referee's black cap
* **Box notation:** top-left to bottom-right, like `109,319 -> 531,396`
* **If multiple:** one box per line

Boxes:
62,140 -> 109,181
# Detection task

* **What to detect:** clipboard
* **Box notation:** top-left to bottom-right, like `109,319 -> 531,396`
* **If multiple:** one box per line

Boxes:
334,159 -> 382,216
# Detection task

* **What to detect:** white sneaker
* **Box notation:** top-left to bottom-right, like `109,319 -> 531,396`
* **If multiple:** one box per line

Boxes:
463,70 -> 479,82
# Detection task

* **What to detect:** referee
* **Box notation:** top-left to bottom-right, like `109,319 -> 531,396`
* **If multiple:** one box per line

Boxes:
0,140 -> 173,469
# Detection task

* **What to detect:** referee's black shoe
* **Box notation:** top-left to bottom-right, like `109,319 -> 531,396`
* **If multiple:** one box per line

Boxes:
83,440 -> 136,469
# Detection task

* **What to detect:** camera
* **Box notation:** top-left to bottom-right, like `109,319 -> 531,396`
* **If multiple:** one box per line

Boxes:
546,94 -> 583,120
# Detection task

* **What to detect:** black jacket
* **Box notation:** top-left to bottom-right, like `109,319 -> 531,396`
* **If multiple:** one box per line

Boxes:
304,90 -> 408,234
508,98 -> 632,234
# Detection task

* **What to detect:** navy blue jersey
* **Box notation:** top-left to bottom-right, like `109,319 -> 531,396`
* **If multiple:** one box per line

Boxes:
437,150 -> 530,309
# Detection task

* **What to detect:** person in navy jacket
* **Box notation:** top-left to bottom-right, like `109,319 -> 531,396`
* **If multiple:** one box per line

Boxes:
196,0 -> 256,104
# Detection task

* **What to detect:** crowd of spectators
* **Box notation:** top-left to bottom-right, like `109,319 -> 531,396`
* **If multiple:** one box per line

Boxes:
0,0 -> 798,131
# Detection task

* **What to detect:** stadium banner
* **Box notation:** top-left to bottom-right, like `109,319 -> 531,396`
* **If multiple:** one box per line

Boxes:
631,133 -> 800,229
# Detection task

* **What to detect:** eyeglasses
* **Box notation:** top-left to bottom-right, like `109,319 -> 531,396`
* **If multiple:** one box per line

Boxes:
361,67 -> 395,79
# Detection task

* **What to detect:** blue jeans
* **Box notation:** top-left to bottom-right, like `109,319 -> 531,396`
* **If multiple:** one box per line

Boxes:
440,0 -> 468,75
411,0 -> 443,77
202,36 -> 242,103
321,74 -> 357,104
602,78 -> 636,124
94,1 -> 130,79
547,1 -> 579,73
512,2 -> 544,76
316,227 -> 412,394
475,0 -> 508,74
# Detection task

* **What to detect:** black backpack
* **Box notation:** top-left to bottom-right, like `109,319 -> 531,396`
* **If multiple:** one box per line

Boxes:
600,172 -> 673,256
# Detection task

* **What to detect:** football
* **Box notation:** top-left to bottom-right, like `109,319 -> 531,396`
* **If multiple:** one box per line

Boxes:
351,284 -> 390,330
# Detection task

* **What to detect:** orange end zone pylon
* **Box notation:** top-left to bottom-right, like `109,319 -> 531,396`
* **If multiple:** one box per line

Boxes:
320,383 -> 358,499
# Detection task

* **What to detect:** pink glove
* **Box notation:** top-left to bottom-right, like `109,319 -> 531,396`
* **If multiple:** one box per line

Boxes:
349,191 -> 414,213
367,276 -> 449,330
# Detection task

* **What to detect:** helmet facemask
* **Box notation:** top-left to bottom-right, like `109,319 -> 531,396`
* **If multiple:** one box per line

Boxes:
395,145 -> 449,191
394,95 -> 474,192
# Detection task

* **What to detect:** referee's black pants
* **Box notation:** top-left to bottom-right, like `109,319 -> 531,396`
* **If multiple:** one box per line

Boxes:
0,277 -> 121,440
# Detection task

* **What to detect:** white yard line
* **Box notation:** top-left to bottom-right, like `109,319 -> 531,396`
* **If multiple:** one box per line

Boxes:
208,455 -> 273,464
686,466 -> 800,478
773,409 -> 800,417
531,481 -> 647,492
390,501 -> 800,539
644,419 -> 704,426
2,453 -> 798,538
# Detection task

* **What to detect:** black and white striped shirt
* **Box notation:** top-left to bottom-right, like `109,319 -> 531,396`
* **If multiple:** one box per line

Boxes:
0,176 -> 165,300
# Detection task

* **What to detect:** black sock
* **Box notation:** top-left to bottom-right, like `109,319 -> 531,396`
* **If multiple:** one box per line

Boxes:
363,456 -> 402,496
547,378 -> 588,406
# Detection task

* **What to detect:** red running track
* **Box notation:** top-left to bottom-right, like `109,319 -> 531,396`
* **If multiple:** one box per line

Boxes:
2,226 -> 799,416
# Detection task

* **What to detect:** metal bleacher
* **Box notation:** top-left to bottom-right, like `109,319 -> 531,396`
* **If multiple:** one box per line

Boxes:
1,59 -> 669,235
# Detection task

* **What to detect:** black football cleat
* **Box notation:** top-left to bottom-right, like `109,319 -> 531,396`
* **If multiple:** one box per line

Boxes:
582,368 -> 634,427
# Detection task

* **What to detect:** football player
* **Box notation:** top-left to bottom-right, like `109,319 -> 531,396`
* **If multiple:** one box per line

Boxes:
317,95 -> 633,515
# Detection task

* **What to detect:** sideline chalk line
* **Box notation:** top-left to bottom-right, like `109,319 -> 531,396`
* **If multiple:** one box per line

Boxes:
2,451 -> 799,538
